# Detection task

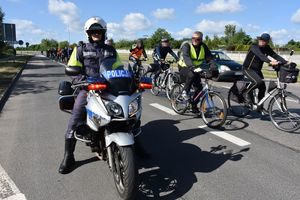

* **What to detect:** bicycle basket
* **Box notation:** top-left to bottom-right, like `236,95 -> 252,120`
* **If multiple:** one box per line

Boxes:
268,80 -> 277,92
279,67 -> 299,83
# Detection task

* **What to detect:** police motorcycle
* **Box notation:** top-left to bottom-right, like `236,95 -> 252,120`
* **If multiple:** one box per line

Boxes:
58,58 -> 152,200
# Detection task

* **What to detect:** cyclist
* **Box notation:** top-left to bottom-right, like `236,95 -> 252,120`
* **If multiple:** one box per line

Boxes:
129,39 -> 148,75
243,33 -> 288,106
152,38 -> 178,84
178,31 -> 218,114
105,38 -> 114,46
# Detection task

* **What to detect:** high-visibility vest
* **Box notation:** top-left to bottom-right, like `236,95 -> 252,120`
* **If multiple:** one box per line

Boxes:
67,46 -> 123,71
67,46 -> 83,67
178,42 -> 205,67
130,47 -> 144,59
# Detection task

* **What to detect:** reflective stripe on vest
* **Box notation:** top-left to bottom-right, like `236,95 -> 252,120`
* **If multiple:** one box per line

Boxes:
178,42 -> 205,67
67,46 -> 83,67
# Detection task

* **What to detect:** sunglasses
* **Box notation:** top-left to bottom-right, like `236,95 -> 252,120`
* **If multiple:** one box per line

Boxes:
89,30 -> 102,35
192,37 -> 202,41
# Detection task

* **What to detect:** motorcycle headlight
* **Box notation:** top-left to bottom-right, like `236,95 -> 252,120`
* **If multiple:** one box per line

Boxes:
106,102 -> 123,116
129,98 -> 140,116
219,65 -> 231,73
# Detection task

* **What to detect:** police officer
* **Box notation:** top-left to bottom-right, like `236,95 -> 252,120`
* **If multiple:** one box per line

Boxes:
178,31 -> 216,114
58,17 -> 120,174
243,33 -> 287,106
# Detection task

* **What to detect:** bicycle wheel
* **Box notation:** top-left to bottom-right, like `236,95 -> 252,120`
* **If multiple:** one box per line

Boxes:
170,84 -> 189,114
200,91 -> 227,128
269,92 -> 300,132
227,87 -> 251,117
166,73 -> 175,100
150,73 -> 161,96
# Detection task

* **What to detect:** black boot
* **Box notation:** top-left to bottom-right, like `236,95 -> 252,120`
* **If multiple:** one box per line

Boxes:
59,138 -> 76,174
134,135 -> 151,159
191,104 -> 200,115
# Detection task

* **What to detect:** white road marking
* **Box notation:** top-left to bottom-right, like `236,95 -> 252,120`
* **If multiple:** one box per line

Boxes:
150,103 -> 251,147
0,164 -> 27,200
210,131 -> 251,147
150,103 -> 178,116
221,86 -> 231,89
198,125 -> 251,147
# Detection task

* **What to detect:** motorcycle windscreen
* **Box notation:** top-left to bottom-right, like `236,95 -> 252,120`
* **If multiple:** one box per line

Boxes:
99,58 -> 136,95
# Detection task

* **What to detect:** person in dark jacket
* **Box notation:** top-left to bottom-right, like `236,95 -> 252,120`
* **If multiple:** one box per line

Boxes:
152,38 -> 178,82
178,31 -> 216,113
243,33 -> 288,105
58,16 -> 119,174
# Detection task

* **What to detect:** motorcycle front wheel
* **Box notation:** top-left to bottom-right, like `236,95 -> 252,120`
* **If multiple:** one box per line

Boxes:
111,144 -> 137,200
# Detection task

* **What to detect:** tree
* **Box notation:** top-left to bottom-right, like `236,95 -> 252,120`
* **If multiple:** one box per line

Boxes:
114,39 -> 133,49
148,28 -> 173,48
59,41 -> 69,49
224,24 -> 236,43
0,7 -> 6,53
40,39 -> 58,50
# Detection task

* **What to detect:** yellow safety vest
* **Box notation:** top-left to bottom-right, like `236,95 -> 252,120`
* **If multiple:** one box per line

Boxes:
67,46 -> 83,67
178,42 -> 205,67
67,46 -> 122,70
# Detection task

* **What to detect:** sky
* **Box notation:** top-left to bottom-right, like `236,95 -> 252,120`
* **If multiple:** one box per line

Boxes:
2,0 -> 300,45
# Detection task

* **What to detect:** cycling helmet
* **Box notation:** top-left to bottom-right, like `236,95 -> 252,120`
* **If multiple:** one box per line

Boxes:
161,38 -> 169,43
257,33 -> 271,42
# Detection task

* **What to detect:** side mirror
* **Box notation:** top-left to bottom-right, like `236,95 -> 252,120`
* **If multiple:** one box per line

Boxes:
65,66 -> 81,76
290,50 -> 294,56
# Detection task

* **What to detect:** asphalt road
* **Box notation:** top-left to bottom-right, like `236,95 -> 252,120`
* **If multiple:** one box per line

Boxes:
0,55 -> 300,200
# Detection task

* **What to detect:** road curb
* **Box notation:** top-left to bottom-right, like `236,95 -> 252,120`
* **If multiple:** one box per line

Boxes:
0,58 -> 30,112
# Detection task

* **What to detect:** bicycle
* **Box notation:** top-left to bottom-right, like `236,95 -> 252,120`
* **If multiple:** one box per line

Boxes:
227,62 -> 300,132
150,60 -> 176,99
129,57 -> 148,79
170,67 -> 228,128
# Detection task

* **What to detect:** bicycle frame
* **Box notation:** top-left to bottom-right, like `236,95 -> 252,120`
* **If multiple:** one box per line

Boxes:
191,73 -> 215,108
247,71 -> 288,110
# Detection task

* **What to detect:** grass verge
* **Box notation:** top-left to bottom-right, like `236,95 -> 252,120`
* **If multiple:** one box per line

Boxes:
0,55 -> 32,95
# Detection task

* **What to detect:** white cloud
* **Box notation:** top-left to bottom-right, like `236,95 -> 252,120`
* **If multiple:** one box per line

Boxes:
48,0 -> 82,33
9,19 -> 44,38
122,13 -> 151,31
291,9 -> 300,23
176,28 -> 194,38
108,13 -> 151,40
196,0 -> 243,13
153,8 -> 175,20
245,24 -> 260,32
195,19 -> 240,35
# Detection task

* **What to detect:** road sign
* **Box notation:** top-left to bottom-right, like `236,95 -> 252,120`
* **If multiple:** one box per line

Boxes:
1,23 -> 16,43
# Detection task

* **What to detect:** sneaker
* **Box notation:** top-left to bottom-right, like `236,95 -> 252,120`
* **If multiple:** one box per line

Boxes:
182,91 -> 190,100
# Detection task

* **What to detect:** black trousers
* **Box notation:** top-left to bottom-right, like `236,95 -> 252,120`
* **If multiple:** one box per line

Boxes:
179,67 -> 203,104
243,69 -> 266,102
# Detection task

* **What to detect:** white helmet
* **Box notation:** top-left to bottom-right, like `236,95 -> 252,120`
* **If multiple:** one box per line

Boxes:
84,16 -> 107,39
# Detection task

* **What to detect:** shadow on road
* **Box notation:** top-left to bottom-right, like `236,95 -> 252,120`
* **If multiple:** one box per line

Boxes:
11,79 -> 55,96
137,119 -> 249,200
